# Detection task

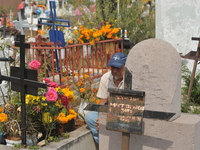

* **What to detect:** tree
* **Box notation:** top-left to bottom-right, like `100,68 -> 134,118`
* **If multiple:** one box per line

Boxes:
64,0 -> 155,44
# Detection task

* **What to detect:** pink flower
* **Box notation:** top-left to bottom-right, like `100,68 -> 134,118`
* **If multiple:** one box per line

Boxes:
29,60 -> 41,70
44,78 -> 51,83
33,106 -> 41,112
48,82 -> 58,88
45,87 -> 58,102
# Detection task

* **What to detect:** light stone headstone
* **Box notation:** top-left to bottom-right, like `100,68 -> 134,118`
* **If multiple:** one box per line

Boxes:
99,39 -> 200,150
126,38 -> 181,120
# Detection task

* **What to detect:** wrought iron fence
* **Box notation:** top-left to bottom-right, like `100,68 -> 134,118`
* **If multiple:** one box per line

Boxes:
29,38 -> 124,84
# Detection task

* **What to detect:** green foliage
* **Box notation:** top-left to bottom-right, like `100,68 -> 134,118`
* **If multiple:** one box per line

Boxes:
181,100 -> 200,114
27,145 -> 40,150
62,0 -> 155,45
181,64 -> 200,114
62,132 -> 70,139
181,64 -> 200,104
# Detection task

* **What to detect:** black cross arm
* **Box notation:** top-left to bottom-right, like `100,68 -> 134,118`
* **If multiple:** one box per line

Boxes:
84,104 -> 175,121
108,88 -> 145,97
0,75 -> 47,89
0,57 -> 15,63
15,41 -> 30,49
192,37 -> 200,41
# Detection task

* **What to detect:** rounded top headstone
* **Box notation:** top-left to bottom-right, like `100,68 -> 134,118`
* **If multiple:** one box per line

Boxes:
126,38 -> 182,120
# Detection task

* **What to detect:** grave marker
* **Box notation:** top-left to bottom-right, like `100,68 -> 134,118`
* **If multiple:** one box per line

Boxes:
39,1 -> 70,72
85,67 -> 175,150
0,34 -> 47,145
13,12 -> 37,35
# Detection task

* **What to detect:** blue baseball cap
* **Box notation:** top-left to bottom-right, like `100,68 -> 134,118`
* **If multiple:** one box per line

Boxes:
107,52 -> 127,68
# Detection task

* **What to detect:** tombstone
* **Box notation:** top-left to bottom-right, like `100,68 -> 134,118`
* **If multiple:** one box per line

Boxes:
99,39 -> 200,150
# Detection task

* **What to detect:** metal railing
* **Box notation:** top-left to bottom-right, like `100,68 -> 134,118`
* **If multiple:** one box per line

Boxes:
28,38 -> 124,84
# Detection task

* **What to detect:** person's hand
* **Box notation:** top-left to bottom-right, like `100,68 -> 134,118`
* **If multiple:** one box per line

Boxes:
94,118 -> 99,131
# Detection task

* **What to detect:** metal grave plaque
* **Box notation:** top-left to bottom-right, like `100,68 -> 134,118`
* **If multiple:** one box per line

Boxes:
106,88 -> 145,134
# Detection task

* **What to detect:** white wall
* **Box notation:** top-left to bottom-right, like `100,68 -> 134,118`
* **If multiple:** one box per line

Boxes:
156,0 -> 200,71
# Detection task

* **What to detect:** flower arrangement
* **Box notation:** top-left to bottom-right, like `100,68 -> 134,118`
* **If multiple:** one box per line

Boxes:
68,22 -> 121,45
25,60 -> 77,140
62,72 -> 100,104
0,107 -> 8,132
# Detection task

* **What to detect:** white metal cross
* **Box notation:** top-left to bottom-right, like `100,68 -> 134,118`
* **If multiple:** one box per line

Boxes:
13,12 -> 37,35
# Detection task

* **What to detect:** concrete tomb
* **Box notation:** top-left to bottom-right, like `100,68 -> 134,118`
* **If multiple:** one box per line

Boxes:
99,39 -> 200,150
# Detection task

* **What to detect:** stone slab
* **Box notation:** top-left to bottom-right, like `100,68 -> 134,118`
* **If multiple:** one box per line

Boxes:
0,125 -> 97,150
99,112 -> 200,150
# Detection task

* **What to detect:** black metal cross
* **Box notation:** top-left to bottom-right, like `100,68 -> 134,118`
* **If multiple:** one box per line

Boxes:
0,34 -> 47,145
84,67 -> 175,150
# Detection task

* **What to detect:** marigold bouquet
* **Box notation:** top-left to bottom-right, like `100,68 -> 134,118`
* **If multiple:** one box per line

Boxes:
68,22 -> 121,45
62,72 -> 100,104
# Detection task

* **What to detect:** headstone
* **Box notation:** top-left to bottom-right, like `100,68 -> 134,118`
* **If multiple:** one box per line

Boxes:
99,39 -> 200,150
126,39 -> 181,120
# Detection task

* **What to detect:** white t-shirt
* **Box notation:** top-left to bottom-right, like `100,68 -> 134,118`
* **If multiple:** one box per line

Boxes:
97,71 -> 124,99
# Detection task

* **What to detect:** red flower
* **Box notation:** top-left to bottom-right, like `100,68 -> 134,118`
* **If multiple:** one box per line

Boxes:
48,82 -> 58,88
44,78 -> 51,83
60,95 -> 69,109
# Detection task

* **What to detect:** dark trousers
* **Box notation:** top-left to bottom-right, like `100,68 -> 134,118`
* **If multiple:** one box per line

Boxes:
20,9 -> 25,19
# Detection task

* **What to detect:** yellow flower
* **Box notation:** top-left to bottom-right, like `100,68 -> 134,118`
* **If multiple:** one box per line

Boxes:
56,109 -> 77,124
42,112 -> 53,124
80,88 -> 85,93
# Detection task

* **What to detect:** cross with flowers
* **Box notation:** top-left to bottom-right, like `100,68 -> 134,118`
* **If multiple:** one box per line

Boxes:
0,34 -> 47,145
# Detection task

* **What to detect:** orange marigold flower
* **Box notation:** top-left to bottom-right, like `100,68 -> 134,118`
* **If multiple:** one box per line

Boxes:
91,97 -> 96,102
0,113 -> 8,122
61,77 -> 66,82
96,99 -> 100,104
90,40 -> 95,45
68,39 -> 74,44
77,81 -> 84,86
84,74 -> 89,79
74,30 -> 78,35
0,107 -> 3,113
80,88 -> 85,93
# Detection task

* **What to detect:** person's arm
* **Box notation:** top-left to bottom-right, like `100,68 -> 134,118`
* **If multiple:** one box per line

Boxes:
99,98 -> 107,105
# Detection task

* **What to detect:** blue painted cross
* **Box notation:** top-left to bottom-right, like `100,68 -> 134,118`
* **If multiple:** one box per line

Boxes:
39,1 -> 70,73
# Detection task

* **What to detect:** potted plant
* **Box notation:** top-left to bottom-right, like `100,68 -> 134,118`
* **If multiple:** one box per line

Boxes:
3,102 -> 21,146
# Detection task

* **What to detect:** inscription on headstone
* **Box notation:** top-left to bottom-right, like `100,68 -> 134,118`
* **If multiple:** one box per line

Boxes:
106,88 -> 145,134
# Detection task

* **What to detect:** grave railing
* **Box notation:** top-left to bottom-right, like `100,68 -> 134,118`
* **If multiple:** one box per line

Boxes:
28,38 -> 124,83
